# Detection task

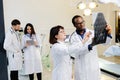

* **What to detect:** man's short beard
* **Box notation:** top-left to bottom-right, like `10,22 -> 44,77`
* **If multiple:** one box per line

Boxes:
77,28 -> 85,32
15,29 -> 19,31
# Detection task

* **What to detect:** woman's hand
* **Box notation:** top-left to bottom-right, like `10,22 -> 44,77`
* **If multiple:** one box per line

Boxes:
34,41 -> 38,46
25,41 -> 30,47
106,25 -> 112,35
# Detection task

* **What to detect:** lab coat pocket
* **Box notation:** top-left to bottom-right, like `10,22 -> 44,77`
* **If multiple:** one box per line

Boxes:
14,52 -> 22,60
14,52 -> 22,69
8,52 -> 23,70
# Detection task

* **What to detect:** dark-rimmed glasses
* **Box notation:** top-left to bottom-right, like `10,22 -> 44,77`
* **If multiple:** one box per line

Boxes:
75,20 -> 85,25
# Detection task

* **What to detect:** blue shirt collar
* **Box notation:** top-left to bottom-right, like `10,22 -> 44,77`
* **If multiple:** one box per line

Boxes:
76,29 -> 86,39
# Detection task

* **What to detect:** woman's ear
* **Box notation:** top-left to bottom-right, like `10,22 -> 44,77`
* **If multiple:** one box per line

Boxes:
55,35 -> 58,39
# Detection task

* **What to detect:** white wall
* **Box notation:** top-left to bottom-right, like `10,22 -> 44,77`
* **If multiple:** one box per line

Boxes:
3,0 -> 79,34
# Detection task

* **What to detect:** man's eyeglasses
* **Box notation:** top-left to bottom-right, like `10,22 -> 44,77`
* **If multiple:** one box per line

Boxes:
75,20 -> 85,25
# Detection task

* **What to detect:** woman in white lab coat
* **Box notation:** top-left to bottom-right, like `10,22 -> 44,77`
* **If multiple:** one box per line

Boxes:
22,23 -> 42,80
70,15 -> 112,80
49,25 -> 91,80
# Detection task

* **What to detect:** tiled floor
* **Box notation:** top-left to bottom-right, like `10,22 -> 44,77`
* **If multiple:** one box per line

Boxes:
101,72 -> 116,80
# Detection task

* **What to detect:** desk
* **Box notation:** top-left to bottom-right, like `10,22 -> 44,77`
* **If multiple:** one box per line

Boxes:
104,45 -> 120,57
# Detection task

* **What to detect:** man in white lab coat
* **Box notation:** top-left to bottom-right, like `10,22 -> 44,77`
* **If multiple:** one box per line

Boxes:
70,15 -> 112,80
4,19 -> 22,80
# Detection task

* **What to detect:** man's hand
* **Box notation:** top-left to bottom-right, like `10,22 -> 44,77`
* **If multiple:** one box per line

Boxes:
82,31 -> 92,44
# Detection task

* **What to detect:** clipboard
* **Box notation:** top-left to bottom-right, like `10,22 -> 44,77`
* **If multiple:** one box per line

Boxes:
26,40 -> 34,45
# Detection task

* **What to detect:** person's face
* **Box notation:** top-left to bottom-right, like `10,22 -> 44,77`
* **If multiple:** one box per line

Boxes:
55,28 -> 66,41
27,26 -> 32,34
13,25 -> 20,31
74,17 -> 85,30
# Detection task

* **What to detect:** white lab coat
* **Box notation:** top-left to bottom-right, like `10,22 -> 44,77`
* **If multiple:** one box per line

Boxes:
51,41 -> 89,80
4,28 -> 22,71
70,29 -> 111,80
22,34 -> 42,74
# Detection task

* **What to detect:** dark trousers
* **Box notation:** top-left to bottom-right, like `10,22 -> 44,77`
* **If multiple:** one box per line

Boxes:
10,71 -> 18,80
29,73 -> 42,80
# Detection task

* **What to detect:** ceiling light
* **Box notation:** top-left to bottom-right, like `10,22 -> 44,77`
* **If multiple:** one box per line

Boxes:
89,2 -> 97,9
83,8 -> 92,16
78,2 -> 86,10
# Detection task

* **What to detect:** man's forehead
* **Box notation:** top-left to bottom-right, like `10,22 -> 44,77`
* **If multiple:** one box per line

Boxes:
13,25 -> 20,27
75,17 -> 83,22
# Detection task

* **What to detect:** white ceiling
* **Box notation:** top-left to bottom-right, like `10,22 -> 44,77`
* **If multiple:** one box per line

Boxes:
98,0 -> 120,7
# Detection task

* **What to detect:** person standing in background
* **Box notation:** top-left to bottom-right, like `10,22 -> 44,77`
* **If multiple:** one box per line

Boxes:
70,15 -> 112,80
4,19 -> 23,80
22,23 -> 42,80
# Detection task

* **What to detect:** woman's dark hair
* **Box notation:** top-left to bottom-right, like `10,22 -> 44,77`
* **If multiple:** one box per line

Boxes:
24,23 -> 36,36
11,19 -> 21,26
72,15 -> 83,27
49,25 -> 64,44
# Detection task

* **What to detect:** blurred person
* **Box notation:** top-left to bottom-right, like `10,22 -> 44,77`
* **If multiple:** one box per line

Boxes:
49,25 -> 91,80
22,23 -> 42,80
70,15 -> 112,80
4,19 -> 22,80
